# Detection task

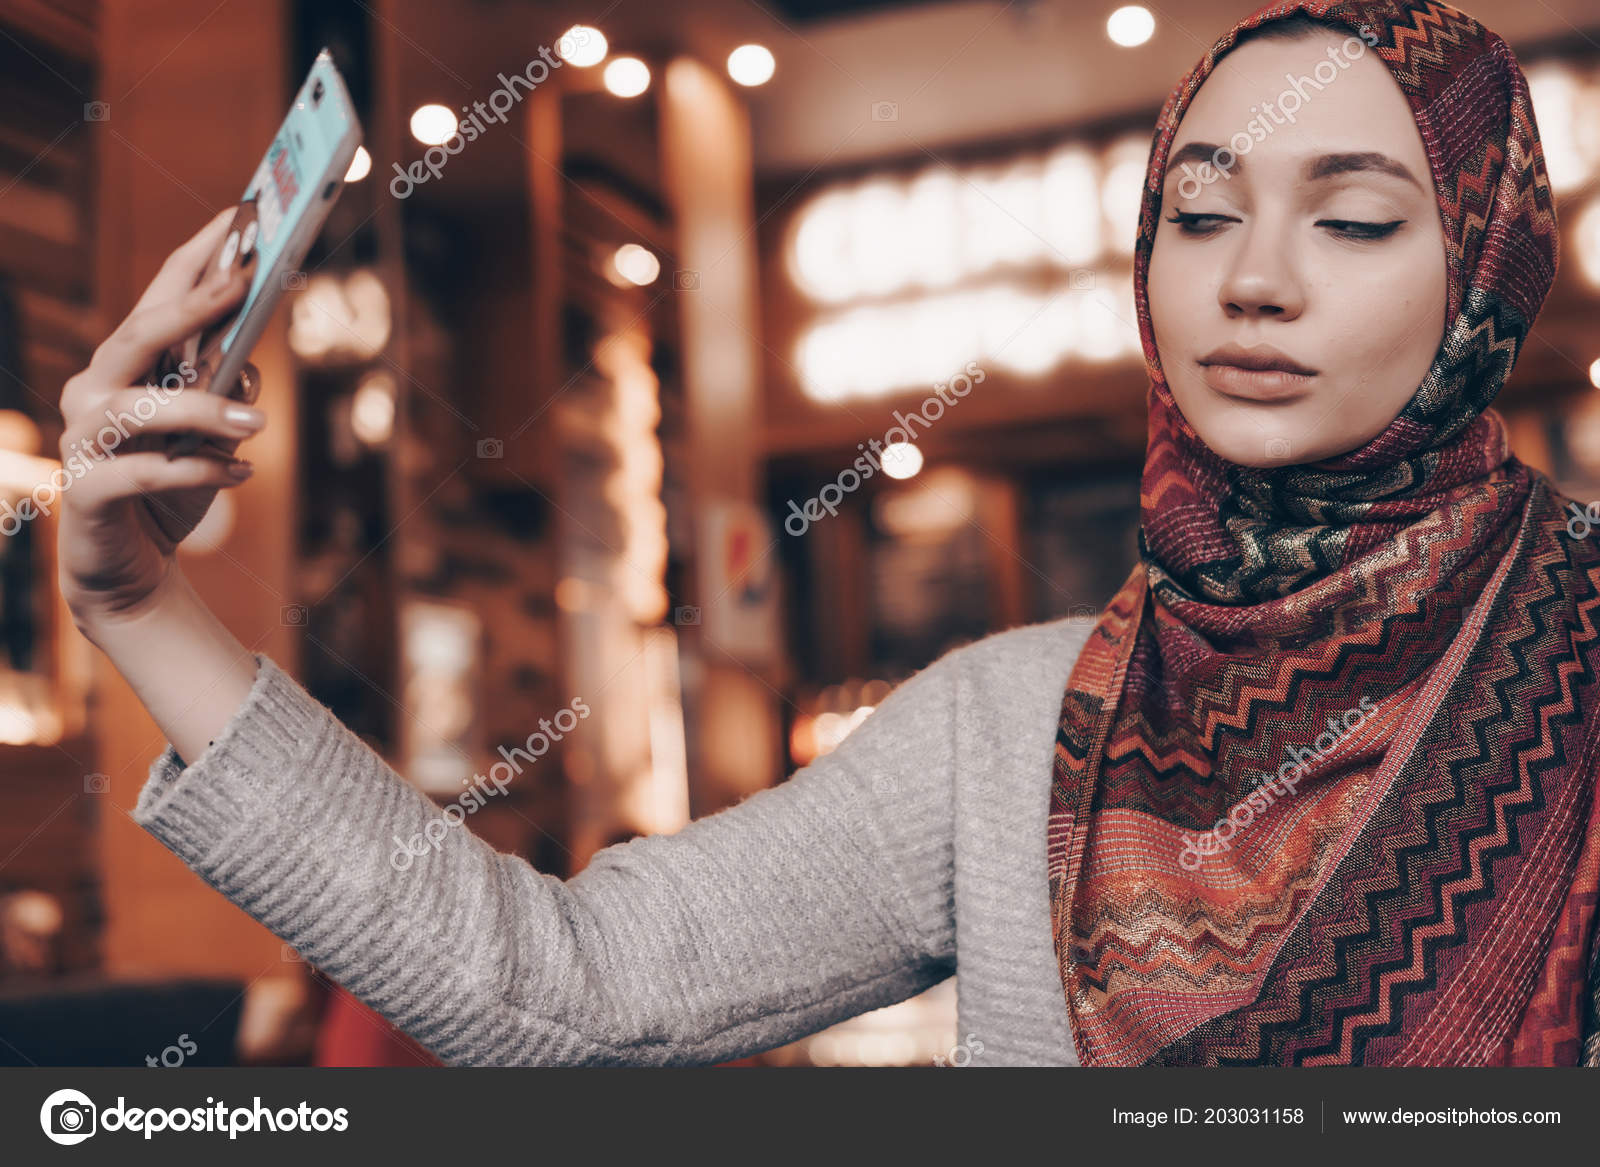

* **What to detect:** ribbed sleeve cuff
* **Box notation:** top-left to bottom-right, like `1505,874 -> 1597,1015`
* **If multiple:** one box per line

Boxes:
134,652 -> 332,863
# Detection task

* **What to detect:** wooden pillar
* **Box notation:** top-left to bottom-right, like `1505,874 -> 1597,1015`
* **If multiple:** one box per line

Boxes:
658,58 -> 782,813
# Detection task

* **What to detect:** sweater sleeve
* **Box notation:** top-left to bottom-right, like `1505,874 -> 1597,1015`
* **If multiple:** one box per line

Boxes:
132,651 -> 958,1066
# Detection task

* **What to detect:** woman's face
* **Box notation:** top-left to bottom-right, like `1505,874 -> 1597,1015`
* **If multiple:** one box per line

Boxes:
1147,28 -> 1449,468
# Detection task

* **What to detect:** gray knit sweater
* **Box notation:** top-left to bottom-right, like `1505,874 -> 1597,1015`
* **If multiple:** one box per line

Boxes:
133,615 -> 1097,1066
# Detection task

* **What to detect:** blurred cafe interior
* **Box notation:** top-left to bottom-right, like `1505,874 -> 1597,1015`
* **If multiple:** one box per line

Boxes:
1,0 -> 1599,1066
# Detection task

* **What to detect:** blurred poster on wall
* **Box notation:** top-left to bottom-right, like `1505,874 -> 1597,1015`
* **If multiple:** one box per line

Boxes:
866,468 -> 991,675
697,500 -> 780,667
1027,474 -> 1140,619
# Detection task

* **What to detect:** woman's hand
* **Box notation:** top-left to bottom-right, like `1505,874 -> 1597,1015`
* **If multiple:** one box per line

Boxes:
57,208 -> 269,637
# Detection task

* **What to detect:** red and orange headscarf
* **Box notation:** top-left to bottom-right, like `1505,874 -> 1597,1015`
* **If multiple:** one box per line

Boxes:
1048,0 -> 1600,1065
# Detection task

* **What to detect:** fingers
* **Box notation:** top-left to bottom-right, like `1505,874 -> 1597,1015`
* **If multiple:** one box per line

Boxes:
65,450 -> 253,511
131,207 -> 239,313
89,263 -> 251,387
71,385 -> 266,446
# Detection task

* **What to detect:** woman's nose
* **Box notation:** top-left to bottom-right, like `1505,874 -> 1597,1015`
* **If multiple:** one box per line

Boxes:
1217,223 -> 1305,320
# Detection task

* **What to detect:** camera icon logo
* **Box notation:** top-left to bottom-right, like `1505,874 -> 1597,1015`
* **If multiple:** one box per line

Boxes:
281,943 -> 305,963
674,270 -> 700,290
1068,269 -> 1096,291
871,101 -> 898,121
1264,437 -> 1293,460
674,605 -> 701,626
83,773 -> 110,795
280,603 -> 308,626
40,1088 -> 97,1145
280,270 -> 308,291
83,102 -> 110,122
477,437 -> 504,459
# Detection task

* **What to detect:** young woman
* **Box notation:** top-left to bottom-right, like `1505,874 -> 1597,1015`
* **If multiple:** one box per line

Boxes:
56,0 -> 1599,1066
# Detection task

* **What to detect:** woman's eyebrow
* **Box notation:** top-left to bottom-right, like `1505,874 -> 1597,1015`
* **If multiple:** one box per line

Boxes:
1167,142 -> 1225,172
1303,151 -> 1423,188
1163,142 -> 1424,190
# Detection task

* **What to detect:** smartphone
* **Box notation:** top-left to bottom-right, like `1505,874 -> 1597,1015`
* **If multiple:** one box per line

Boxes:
163,49 -> 363,458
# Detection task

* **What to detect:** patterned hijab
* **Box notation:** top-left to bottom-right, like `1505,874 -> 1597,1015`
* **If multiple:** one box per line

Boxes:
1048,0 -> 1600,1065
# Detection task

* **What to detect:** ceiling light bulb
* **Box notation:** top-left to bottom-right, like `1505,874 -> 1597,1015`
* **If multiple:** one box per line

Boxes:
1106,6 -> 1155,48
557,25 -> 607,67
604,57 -> 651,98
727,44 -> 775,87
409,104 -> 458,146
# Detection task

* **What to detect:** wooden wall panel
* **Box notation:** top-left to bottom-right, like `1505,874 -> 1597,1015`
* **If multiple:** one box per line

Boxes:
93,0 -> 300,979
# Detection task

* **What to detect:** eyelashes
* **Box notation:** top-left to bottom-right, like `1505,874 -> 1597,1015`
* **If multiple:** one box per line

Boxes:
1163,211 -> 1406,242
1164,211 -> 1229,236
1317,218 -> 1405,241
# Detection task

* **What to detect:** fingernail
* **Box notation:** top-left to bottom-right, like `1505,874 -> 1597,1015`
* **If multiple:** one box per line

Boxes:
226,458 -> 254,479
224,404 -> 266,430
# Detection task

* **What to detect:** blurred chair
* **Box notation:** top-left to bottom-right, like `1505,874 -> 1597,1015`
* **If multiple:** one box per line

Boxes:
0,977 -> 245,1067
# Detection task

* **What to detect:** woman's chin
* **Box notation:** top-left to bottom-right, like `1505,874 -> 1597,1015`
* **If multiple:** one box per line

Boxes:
1189,427 -> 1305,469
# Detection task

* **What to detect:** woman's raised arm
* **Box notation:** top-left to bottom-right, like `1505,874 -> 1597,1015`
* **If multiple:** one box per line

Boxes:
130,644 -> 959,1065
60,210 -> 958,1065
57,208 -> 266,766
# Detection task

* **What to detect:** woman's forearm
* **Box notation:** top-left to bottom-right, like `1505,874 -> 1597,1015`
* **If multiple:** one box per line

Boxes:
76,564 -> 260,766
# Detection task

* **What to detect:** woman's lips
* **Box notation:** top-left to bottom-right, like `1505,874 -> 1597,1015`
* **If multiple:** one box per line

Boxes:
1198,361 -> 1316,402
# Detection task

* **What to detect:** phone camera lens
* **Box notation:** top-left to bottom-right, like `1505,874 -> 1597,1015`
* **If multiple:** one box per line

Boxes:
311,79 -> 325,106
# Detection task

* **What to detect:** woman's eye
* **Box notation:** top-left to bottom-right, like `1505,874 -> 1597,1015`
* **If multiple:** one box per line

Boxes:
1164,211 -> 1233,236
1162,212 -> 1406,241
1316,218 -> 1405,241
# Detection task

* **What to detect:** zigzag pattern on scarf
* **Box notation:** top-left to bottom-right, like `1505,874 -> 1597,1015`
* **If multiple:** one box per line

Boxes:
1053,481 -> 1600,1065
